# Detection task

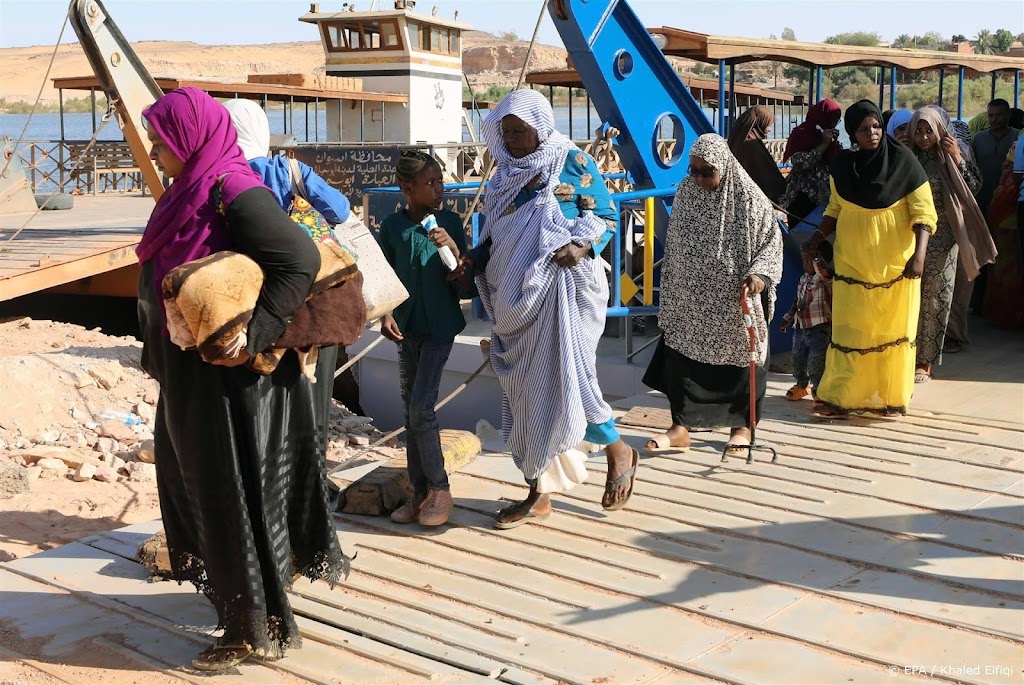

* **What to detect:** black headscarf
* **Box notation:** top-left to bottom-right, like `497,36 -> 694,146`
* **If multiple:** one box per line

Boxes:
829,100 -> 928,210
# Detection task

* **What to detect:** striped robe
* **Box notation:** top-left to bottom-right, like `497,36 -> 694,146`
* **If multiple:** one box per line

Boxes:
476,189 -> 613,480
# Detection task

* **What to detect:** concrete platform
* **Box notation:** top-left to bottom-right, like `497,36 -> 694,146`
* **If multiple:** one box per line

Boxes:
0,194 -> 152,301
2,321 -> 1021,683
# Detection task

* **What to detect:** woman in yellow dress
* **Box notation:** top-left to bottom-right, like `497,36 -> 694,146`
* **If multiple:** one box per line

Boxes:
805,100 -> 937,419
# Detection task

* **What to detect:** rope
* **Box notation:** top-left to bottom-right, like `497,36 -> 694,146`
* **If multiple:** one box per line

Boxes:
333,335 -> 384,378
0,15 -> 69,182
327,357 -> 490,476
1,103 -> 117,250
462,0 -> 550,230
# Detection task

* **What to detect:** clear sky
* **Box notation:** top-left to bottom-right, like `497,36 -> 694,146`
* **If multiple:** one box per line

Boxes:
0,0 -> 1021,50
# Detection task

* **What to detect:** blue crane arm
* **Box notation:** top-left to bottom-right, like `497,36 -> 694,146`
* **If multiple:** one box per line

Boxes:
549,0 -> 714,199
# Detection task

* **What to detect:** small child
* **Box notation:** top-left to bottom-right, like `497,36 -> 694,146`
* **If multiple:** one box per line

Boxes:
780,240 -> 833,403
378,150 -> 468,527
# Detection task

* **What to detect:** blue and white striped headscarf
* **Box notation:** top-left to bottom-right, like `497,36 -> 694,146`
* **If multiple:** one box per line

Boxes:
482,89 -> 576,220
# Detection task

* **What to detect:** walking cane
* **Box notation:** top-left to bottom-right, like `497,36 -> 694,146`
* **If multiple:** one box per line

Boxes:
721,284 -> 778,465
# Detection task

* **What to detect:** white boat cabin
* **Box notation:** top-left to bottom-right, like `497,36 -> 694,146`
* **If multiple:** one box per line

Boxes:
300,2 -> 472,145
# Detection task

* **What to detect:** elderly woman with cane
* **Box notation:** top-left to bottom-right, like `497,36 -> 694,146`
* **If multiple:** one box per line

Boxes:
642,134 -> 783,455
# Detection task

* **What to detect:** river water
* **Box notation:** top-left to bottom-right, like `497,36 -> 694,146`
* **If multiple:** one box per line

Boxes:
1,104 -> 810,192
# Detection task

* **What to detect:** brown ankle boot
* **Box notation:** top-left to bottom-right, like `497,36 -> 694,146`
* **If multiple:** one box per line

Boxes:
390,493 -> 425,524
418,489 -> 453,527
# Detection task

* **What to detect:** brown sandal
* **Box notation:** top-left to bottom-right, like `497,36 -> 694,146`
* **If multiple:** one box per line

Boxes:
644,433 -> 690,452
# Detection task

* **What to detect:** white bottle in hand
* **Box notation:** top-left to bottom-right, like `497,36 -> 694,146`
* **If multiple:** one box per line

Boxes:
423,213 -> 458,271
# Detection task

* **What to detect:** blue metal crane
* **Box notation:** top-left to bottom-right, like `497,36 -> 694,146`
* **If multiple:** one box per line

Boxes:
549,0 -> 714,234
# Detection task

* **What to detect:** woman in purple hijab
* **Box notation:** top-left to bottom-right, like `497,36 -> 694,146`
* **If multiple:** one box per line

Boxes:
137,88 -> 350,671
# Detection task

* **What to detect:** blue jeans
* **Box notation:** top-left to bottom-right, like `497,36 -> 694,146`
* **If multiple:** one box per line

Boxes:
792,323 -> 831,391
397,335 -> 453,495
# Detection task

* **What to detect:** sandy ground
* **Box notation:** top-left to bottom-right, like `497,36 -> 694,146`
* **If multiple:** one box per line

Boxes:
0,317 -> 395,565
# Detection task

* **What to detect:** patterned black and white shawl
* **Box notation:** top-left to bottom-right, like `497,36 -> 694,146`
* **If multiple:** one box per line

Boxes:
660,134 -> 783,368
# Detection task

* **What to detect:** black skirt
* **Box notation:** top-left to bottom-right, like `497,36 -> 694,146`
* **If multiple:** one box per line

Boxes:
139,263 -> 349,657
642,337 -> 766,429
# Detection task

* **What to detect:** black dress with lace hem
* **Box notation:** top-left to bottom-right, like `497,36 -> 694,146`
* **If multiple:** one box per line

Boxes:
137,188 -> 350,658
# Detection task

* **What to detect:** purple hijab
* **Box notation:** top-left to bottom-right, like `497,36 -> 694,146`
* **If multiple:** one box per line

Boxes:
136,87 -> 265,303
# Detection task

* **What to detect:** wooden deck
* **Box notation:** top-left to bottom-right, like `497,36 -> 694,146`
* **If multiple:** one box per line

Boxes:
1,323 -> 1022,684
0,195 -> 152,301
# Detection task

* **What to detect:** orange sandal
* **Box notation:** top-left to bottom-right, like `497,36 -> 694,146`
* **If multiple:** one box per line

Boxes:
785,385 -> 811,401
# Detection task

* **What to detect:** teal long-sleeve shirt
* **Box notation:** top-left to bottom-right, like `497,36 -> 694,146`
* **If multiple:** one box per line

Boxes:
377,208 -> 469,342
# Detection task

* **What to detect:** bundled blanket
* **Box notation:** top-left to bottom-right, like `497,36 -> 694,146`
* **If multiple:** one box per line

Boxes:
162,240 -> 365,379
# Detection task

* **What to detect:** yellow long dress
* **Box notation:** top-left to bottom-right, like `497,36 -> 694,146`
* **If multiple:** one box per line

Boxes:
816,178 -> 937,414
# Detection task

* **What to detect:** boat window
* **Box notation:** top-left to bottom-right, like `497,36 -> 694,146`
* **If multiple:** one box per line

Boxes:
324,23 -> 344,51
408,21 -> 421,50
363,22 -> 381,48
324,19 -> 403,52
346,25 -> 362,49
380,20 -> 400,48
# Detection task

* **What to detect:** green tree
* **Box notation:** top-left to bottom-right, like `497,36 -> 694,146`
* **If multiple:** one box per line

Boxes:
892,34 -> 913,48
992,28 -> 1014,52
824,31 -> 882,47
781,27 -> 797,41
972,29 -> 995,54
951,34 -> 967,44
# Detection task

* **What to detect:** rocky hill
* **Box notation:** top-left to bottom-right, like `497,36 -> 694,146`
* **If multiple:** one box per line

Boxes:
0,31 -> 571,105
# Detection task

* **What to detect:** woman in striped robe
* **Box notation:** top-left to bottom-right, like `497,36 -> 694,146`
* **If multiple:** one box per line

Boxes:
460,89 -> 639,529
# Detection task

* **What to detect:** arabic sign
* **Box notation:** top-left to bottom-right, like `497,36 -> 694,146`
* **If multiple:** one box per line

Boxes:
290,145 -> 405,206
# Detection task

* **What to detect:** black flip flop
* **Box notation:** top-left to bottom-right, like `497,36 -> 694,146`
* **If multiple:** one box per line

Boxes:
603,448 -> 639,512
494,502 -> 550,530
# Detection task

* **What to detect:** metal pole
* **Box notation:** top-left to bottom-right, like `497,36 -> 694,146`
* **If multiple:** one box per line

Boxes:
290,96 -> 295,137
568,86 -> 573,140
314,97 -> 319,141
957,67 -> 965,120
381,102 -> 386,141
816,66 -> 823,102
305,101 -> 310,141
938,70 -> 945,108
58,88 -> 66,191
718,59 -> 726,135
643,196 -> 654,305
338,99 -> 343,141
991,73 -> 998,101
728,63 -> 736,134
58,89 -> 65,140
1015,70 -> 1021,108
90,87 -> 97,132
890,67 -> 897,110
360,100 -> 365,141
878,68 -> 884,108
586,92 -> 592,136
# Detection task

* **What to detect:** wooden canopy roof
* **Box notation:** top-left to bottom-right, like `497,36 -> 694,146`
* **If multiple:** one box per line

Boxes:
525,69 -> 799,104
649,27 -> 1024,74
51,75 -> 408,103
